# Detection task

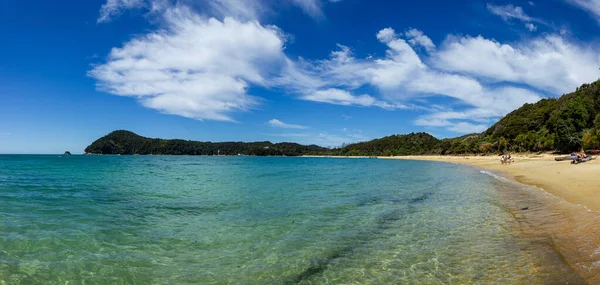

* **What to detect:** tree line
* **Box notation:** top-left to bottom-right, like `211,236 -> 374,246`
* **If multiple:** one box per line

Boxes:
86,81 -> 600,156
85,131 -> 330,156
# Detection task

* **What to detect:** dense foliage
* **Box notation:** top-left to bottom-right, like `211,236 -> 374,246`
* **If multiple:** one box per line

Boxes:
332,133 -> 440,156
484,81 -> 600,153
85,130 -> 329,156
86,81 -> 600,156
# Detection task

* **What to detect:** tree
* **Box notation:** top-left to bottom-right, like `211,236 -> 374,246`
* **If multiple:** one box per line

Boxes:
498,137 -> 508,153
554,98 -> 589,152
479,143 -> 493,153
583,129 -> 597,149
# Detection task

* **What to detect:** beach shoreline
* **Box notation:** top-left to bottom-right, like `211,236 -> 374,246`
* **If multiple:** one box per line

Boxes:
380,153 -> 600,213
381,153 -> 600,283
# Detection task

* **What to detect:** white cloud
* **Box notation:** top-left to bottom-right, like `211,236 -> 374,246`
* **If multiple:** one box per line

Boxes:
565,0 -> 600,23
376,28 -> 396,43
0,132 -> 12,136
320,27 -> 546,133
487,3 -> 545,32
487,4 -> 533,22
98,0 -> 146,23
267,119 -> 308,129
92,5 -> 407,122
289,0 -> 343,19
432,35 -> 600,94
97,0 -> 343,23
302,88 -> 406,110
283,45 -> 371,91
208,0 -> 266,21
414,87 -> 541,133
92,1 -> 600,134
342,115 -> 352,120
448,122 -> 488,134
330,44 -> 353,63
525,23 -> 537,31
414,116 -> 487,134
362,29 -> 508,112
405,28 -> 436,52
90,7 -> 288,121
365,32 -> 426,91
291,0 -> 323,18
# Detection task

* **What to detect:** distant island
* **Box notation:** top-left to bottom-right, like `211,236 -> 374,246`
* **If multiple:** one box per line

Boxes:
86,81 -> 600,156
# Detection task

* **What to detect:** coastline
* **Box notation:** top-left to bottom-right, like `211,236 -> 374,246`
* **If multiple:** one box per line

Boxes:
381,154 -> 600,213
382,154 -> 600,283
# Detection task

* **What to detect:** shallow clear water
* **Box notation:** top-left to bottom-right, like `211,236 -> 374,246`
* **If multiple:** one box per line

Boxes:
0,155 -> 585,284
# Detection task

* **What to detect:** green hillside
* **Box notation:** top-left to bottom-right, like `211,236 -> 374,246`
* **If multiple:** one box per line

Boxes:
333,132 -> 439,156
84,130 -> 329,156
484,81 -> 600,153
334,81 -> 600,155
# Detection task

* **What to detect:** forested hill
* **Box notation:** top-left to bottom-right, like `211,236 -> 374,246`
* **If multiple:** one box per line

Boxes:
337,81 -> 600,155
483,81 -> 600,153
84,130 -> 329,156
333,133 -> 440,156
86,81 -> 600,156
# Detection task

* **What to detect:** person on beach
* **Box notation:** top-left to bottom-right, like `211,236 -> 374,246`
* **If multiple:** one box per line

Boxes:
573,149 -> 588,164
500,154 -> 512,165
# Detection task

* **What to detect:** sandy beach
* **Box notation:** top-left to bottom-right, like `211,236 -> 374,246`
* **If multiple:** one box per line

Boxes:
384,154 -> 600,212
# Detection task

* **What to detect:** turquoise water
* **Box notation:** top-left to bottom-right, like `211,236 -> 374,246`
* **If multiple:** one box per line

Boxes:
0,155 -> 584,284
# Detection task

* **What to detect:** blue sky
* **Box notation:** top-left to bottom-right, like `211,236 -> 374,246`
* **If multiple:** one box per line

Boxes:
2,0 -> 600,153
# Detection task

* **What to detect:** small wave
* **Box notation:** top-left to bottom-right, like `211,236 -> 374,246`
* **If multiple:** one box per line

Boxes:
479,170 -> 511,183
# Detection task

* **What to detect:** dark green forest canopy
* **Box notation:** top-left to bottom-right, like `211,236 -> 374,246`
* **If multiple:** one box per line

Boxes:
86,81 -> 600,156
85,130 -> 330,156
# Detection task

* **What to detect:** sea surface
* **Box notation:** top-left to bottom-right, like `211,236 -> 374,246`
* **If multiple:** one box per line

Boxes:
0,155 -> 592,284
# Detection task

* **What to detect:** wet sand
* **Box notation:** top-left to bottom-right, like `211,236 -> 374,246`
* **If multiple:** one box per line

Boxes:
383,154 -> 600,283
